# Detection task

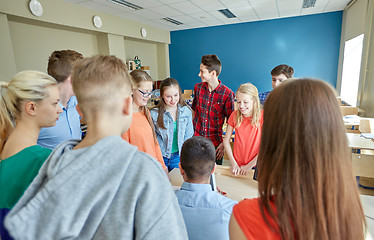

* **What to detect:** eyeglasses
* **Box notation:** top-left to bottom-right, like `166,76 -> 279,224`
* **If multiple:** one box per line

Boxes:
138,89 -> 154,98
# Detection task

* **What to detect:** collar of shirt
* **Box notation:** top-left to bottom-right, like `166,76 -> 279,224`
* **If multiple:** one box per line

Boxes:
203,80 -> 225,94
180,182 -> 212,192
59,96 -> 78,111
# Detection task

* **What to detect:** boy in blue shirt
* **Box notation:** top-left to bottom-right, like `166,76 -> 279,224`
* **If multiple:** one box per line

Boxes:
37,50 -> 83,149
175,136 -> 237,240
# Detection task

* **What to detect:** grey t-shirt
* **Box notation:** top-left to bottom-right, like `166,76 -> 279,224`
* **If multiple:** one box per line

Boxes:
5,136 -> 187,240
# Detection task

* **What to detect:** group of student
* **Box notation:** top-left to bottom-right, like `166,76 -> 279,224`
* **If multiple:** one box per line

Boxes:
0,50 -> 367,240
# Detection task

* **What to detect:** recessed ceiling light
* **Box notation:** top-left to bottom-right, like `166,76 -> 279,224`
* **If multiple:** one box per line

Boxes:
218,9 -> 236,18
302,0 -> 316,8
108,0 -> 143,10
162,17 -> 183,25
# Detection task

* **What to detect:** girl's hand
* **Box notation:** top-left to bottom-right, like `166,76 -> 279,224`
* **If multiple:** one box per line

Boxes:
239,164 -> 252,175
231,163 -> 241,176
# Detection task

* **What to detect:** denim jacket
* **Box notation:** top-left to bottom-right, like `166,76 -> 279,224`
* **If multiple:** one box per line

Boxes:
150,104 -> 194,158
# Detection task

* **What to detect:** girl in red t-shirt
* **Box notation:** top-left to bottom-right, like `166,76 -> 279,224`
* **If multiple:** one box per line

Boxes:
223,83 -> 263,176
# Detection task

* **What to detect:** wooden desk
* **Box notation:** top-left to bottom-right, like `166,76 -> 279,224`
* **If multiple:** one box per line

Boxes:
169,166 -> 258,202
347,133 -> 374,180
347,133 -> 374,151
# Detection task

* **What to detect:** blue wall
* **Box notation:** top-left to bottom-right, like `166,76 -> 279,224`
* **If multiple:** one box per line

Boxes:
169,11 -> 342,93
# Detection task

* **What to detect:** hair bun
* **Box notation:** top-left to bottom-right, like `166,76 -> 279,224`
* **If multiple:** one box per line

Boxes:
0,82 -> 9,88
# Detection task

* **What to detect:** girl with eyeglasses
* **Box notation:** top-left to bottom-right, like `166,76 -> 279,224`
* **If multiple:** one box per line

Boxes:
121,70 -> 167,172
150,78 -> 193,172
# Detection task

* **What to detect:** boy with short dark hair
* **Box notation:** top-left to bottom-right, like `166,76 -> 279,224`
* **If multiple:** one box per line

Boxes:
191,55 -> 235,165
5,55 -> 188,240
258,64 -> 294,105
38,50 -> 83,149
175,136 -> 237,240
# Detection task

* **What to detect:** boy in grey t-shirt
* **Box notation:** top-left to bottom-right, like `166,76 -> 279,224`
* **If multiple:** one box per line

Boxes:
5,55 -> 188,240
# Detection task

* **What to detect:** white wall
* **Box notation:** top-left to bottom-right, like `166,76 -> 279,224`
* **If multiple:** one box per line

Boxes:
0,0 -> 171,82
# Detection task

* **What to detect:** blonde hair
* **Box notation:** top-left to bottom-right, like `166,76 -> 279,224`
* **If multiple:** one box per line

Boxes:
71,55 -> 132,118
0,70 -> 57,149
235,83 -> 261,128
130,69 -> 157,143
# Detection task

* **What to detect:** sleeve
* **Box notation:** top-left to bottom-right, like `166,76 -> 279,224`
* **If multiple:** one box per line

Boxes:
154,141 -> 167,170
259,110 -> 264,127
184,108 -> 194,141
191,84 -> 198,111
132,157 -> 188,239
141,200 -> 188,240
149,109 -> 159,133
224,90 -> 235,120
227,111 -> 237,128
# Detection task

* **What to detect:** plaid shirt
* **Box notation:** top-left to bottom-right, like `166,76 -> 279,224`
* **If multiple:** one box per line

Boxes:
258,90 -> 271,105
191,80 -> 235,147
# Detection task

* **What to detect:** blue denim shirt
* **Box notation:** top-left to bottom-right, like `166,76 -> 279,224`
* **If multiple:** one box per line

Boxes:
150,104 -> 193,158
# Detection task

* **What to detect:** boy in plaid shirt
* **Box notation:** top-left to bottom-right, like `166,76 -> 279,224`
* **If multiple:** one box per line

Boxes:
191,55 -> 235,165
258,64 -> 294,105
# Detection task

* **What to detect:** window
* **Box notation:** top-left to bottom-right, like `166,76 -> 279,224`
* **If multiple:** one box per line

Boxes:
340,34 -> 364,106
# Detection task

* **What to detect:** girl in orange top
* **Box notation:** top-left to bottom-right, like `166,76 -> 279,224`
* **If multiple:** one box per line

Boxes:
121,70 -> 167,171
223,83 -> 263,176
229,79 -> 365,240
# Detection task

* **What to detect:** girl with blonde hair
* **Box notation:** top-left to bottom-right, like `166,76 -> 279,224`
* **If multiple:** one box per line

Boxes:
0,71 -> 62,240
230,79 -> 366,240
121,70 -> 167,171
223,83 -> 262,176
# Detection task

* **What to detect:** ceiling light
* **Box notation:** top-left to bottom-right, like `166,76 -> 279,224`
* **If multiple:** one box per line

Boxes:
218,9 -> 236,18
162,17 -> 183,25
302,0 -> 316,8
108,0 -> 143,10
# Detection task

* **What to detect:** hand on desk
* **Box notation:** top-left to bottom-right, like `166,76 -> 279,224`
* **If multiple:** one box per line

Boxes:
231,163 -> 241,176
239,164 -> 252,175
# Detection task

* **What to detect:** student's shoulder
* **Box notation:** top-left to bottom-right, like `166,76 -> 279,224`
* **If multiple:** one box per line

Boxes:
180,105 -> 192,114
194,81 -> 206,90
149,107 -> 160,117
214,191 -> 238,208
234,198 -> 260,216
26,145 -> 52,160
128,148 -> 167,175
217,83 -> 235,98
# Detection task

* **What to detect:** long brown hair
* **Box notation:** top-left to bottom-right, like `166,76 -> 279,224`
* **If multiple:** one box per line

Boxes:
130,69 -> 157,143
257,79 -> 365,240
153,78 -> 187,129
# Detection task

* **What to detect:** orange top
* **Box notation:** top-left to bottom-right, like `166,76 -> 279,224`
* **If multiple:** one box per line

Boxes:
122,111 -> 167,170
228,110 -> 263,166
233,198 -> 281,240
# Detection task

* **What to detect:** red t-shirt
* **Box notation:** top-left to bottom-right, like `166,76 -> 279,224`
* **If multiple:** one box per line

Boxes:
233,198 -> 281,240
228,110 -> 263,166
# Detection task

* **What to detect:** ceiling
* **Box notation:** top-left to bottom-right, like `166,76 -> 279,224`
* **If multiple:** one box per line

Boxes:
62,0 -> 351,31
